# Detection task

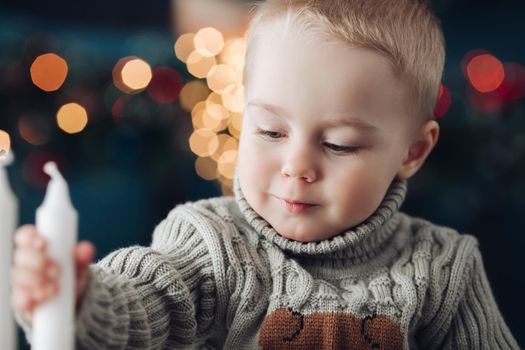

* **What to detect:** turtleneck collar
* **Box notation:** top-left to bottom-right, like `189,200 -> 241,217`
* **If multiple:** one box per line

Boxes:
233,176 -> 408,259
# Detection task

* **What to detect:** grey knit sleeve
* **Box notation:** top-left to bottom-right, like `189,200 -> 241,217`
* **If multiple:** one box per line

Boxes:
415,231 -> 520,350
74,213 -> 219,349
440,246 -> 521,350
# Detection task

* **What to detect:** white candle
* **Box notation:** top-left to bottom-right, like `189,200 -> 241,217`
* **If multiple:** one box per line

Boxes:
32,162 -> 78,350
0,152 -> 18,350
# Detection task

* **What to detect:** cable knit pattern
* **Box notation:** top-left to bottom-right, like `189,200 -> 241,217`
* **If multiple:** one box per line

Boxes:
15,178 -> 520,349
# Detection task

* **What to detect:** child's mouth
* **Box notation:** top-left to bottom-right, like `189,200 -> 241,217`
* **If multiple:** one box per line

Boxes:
280,199 -> 317,214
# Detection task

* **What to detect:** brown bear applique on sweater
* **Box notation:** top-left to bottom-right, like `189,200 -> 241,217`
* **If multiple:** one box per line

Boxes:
258,307 -> 404,350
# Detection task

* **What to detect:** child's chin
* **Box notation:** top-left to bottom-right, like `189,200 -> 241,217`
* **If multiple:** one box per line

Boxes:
275,226 -> 318,242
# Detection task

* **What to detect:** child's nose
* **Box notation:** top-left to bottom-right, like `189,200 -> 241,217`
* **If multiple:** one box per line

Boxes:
280,146 -> 318,183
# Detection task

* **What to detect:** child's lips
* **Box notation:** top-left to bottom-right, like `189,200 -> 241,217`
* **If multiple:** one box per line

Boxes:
280,198 -> 318,214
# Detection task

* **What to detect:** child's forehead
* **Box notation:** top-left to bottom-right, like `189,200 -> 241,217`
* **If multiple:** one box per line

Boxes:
249,34 -> 397,92
250,12 -> 337,47
249,15 -> 394,73
245,14 -> 417,132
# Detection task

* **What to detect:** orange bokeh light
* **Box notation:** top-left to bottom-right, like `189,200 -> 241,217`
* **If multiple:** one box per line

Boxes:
189,129 -> 219,157
179,80 -> 210,112
194,27 -> 224,57
174,33 -> 196,63
217,149 -> 237,179
112,56 -> 152,94
195,157 -> 218,181
30,53 -> 68,92
56,103 -> 89,134
466,54 -> 505,93
0,129 -> 11,156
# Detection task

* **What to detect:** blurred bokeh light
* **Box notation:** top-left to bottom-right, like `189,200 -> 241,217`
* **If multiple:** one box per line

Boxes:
465,53 -> 505,93
56,102 -> 89,134
147,66 -> 183,104
186,51 -> 217,79
434,84 -> 452,118
0,129 -> 11,155
207,64 -> 237,93
498,63 -> 525,101
174,33 -> 196,63
194,27 -> 224,57
18,114 -> 51,145
195,156 -> 218,180
112,56 -> 152,94
228,112 -> 242,139
221,83 -> 244,113
210,134 -> 237,161
30,53 -> 68,92
220,38 -> 246,71
217,149 -> 237,179
179,80 -> 210,112
189,128 -> 219,157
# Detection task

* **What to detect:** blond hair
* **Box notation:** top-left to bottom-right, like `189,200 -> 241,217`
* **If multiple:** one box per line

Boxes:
244,0 -> 446,122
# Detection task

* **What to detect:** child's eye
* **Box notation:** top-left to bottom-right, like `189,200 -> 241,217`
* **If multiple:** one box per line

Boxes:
256,129 -> 284,139
324,143 -> 360,154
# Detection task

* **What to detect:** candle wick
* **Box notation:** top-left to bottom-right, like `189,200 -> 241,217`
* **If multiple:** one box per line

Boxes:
43,162 -> 63,181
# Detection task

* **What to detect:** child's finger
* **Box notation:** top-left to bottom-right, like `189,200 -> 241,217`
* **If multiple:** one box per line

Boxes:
14,225 -> 47,251
74,242 -> 95,300
11,262 -> 60,288
11,288 -> 32,313
11,286 -> 39,314
14,225 -> 37,247
75,267 -> 89,299
31,282 -> 58,303
11,267 -> 46,289
12,283 -> 57,317
13,249 -> 47,271
75,241 -> 96,270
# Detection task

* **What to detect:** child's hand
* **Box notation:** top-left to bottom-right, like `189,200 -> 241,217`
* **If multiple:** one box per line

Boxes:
10,224 -> 96,325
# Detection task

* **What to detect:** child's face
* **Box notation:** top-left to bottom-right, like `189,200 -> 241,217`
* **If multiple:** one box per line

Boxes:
237,20 -> 416,242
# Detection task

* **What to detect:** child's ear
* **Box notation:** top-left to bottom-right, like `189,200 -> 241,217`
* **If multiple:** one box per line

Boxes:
396,119 -> 440,181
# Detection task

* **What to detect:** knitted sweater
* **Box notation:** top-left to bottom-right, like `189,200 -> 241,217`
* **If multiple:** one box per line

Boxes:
19,178 -> 520,349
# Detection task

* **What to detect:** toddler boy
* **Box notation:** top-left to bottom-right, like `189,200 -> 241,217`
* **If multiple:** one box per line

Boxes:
12,0 -> 520,348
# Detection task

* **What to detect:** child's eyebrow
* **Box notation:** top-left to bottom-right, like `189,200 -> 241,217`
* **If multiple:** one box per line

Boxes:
247,100 -> 289,118
247,100 -> 379,132
321,115 -> 379,132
